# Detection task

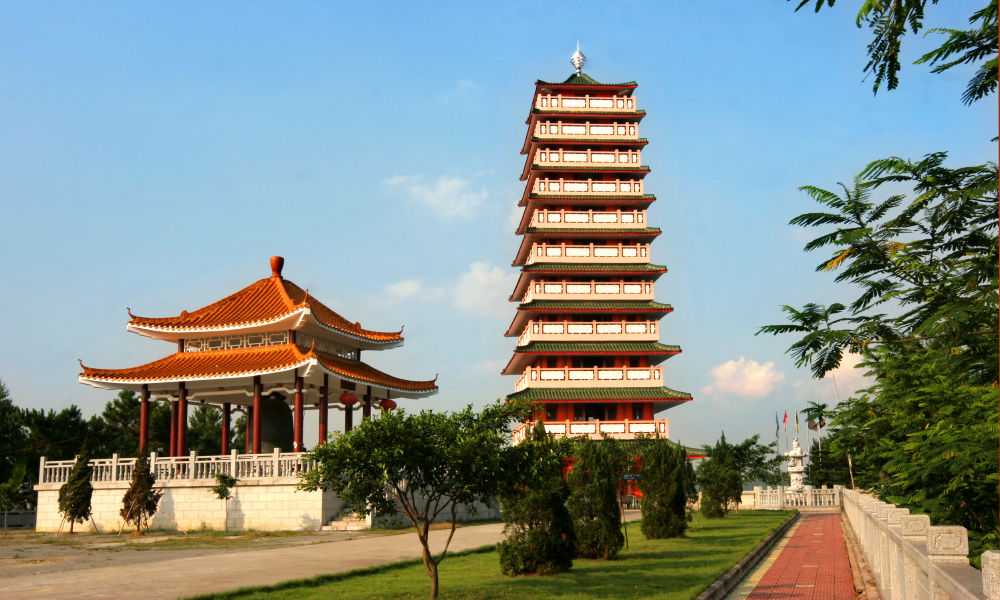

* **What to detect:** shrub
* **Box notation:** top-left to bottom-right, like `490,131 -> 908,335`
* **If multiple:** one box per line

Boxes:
120,454 -> 162,535
638,439 -> 689,538
697,456 -> 740,519
566,437 -> 627,560
498,422 -> 575,575
58,450 -> 93,533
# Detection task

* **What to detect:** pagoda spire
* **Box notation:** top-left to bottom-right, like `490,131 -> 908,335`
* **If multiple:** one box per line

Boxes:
570,42 -> 586,74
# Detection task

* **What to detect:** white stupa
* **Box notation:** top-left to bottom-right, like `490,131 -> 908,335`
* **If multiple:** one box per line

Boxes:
785,437 -> 807,490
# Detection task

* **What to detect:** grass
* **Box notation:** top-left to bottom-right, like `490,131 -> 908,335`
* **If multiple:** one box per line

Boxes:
192,510 -> 795,600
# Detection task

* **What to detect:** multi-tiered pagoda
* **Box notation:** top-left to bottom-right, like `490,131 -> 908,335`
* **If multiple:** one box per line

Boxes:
79,256 -> 438,456
504,49 -> 691,442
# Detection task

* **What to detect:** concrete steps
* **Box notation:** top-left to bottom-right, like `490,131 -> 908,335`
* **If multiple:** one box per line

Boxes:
321,513 -> 369,531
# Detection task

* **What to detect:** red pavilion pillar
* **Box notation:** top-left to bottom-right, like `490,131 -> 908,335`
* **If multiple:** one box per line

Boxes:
293,374 -> 304,452
177,382 -> 188,456
138,384 -> 150,454
318,375 -> 328,446
252,376 -> 262,454
362,386 -> 372,421
168,399 -> 177,456
221,402 -> 231,455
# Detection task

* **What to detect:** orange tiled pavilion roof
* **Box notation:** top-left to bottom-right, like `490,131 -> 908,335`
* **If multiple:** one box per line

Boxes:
80,343 -> 438,395
127,258 -> 402,344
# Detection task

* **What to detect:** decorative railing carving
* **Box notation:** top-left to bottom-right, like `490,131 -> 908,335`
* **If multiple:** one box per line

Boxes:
511,419 -> 668,443
517,319 -> 659,346
533,177 -> 643,196
522,280 -> 654,303
534,94 -> 637,113
534,148 -> 642,167
531,208 -> 646,228
514,365 -> 662,392
534,121 -> 638,140
525,242 -> 650,265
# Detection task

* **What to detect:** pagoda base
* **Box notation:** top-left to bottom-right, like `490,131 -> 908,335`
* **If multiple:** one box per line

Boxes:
512,418 -> 669,444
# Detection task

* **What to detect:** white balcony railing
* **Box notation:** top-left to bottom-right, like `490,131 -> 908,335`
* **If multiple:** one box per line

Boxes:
517,319 -> 659,346
37,450 -> 316,486
531,208 -> 647,229
534,149 -> 642,168
535,94 -> 638,113
523,280 -> 654,303
512,419 -> 669,443
514,366 -> 663,392
533,177 -> 643,196
535,121 -> 638,140
525,242 -> 650,265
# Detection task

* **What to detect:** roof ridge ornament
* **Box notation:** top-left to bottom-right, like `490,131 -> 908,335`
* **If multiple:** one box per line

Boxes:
269,255 -> 285,279
570,42 -> 586,75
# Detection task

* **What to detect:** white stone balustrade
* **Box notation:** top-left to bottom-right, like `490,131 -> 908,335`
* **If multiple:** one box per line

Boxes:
525,242 -> 650,265
523,280 -> 654,303
514,365 -> 662,392
535,120 -> 638,140
842,488 -> 992,599
511,419 -> 668,443
534,148 -> 642,167
531,208 -> 647,229
517,319 -> 659,346
533,177 -> 643,196
535,94 -> 637,113
744,485 -> 842,510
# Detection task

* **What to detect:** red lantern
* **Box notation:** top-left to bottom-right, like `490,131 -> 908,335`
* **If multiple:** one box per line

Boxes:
339,391 -> 357,407
381,398 -> 397,411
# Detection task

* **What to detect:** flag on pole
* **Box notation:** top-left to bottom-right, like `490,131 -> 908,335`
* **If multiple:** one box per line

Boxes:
782,410 -> 788,431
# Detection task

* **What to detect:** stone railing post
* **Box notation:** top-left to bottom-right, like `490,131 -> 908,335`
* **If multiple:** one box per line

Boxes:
272,448 -> 280,479
111,453 -> 119,482
983,550 -> 1000,600
927,525 -> 970,598
778,486 -> 785,509
886,508 -> 909,600
38,456 -> 46,484
230,450 -> 237,477
188,451 -> 197,479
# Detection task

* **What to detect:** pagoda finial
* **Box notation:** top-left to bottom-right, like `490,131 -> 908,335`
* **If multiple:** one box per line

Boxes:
570,42 -> 586,75
270,256 -> 285,279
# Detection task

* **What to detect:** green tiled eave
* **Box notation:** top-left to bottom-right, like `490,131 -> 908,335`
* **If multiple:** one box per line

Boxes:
520,300 -> 673,311
506,386 -> 692,402
515,342 -> 681,354
531,136 -> 649,145
549,72 -> 637,86
521,263 -> 667,273
531,108 -> 646,116
525,227 -> 660,235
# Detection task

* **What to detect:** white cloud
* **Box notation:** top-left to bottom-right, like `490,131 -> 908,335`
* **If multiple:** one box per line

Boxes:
437,79 -> 479,103
453,261 -> 517,318
385,175 -> 487,220
383,279 -> 445,303
702,357 -> 785,398
823,352 -> 870,399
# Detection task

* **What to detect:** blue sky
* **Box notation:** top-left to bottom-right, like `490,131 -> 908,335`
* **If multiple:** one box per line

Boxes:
0,2 -> 994,448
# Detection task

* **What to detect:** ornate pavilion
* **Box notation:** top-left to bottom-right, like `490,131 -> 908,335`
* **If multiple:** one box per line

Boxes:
504,48 -> 692,442
79,256 -> 438,455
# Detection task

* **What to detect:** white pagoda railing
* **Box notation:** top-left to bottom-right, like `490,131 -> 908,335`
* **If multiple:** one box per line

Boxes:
515,365 -> 662,392
526,242 -> 650,265
533,177 -> 643,196
531,208 -> 646,229
523,280 -> 654,303
745,485 -> 842,510
535,94 -> 637,112
534,148 -> 642,168
535,121 -> 639,140
517,319 -> 658,346
38,450 -> 316,486
511,419 -> 668,443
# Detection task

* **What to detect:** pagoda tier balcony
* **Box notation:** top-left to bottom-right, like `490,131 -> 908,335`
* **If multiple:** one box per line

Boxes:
514,366 -> 664,392
530,208 -> 647,229
524,242 -> 650,265
535,94 -> 638,113
517,319 -> 660,346
534,121 -> 639,141
522,280 -> 655,303
512,419 -> 669,443
534,148 -> 642,168
532,177 -> 643,196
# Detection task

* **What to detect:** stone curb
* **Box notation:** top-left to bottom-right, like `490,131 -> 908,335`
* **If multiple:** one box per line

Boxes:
695,511 -> 801,600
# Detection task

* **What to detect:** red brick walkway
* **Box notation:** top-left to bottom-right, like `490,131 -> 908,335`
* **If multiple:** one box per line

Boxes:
747,513 -> 855,600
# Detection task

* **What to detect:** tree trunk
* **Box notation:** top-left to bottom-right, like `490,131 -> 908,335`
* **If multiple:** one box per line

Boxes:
420,537 -> 440,599
69,519 -> 74,534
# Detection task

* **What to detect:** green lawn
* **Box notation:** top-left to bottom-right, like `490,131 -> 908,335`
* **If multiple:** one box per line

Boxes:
197,510 -> 794,600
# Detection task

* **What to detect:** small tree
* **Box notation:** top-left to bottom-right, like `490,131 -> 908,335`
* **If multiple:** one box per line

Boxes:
58,450 -> 93,533
566,437 -> 627,560
211,473 -> 237,531
638,439 -> 689,538
498,421 -> 575,575
301,402 -> 518,599
120,455 -> 162,535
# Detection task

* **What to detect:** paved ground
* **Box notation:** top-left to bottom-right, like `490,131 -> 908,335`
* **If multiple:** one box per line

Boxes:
0,523 -> 505,599
743,513 -> 855,600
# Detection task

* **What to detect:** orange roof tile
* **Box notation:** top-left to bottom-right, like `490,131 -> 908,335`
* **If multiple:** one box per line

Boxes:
128,274 -> 402,344
79,343 -> 437,394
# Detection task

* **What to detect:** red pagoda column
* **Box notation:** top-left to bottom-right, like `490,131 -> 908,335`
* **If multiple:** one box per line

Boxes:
177,382 -> 188,456
221,402 -> 231,455
362,386 -> 372,421
317,375 -> 328,446
138,384 -> 150,454
169,399 -> 177,456
293,374 -> 304,452
252,376 -> 262,453
343,393 -> 354,432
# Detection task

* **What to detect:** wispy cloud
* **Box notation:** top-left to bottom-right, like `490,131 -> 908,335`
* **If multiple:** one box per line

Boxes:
436,79 -> 479,104
385,175 -> 487,220
383,278 -> 446,303
702,357 -> 784,398
382,261 -> 515,318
